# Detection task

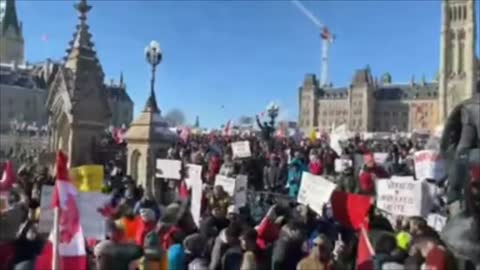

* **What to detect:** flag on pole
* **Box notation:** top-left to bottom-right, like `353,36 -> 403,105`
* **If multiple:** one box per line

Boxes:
35,151 -> 87,270
0,160 -> 15,191
223,120 -> 232,136
356,227 -> 375,270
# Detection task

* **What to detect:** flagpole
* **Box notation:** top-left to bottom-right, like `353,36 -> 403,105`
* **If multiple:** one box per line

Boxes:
52,207 -> 60,270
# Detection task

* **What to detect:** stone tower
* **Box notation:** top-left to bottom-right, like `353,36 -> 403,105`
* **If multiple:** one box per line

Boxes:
0,0 -> 24,64
46,0 -> 110,167
438,0 -> 477,121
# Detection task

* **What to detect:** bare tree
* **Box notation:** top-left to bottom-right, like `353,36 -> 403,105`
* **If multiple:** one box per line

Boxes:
164,109 -> 186,126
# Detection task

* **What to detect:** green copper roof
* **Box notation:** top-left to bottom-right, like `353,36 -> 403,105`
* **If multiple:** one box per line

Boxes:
1,0 -> 21,36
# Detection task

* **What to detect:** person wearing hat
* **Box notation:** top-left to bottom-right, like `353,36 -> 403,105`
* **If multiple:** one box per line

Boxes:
184,233 -> 208,270
139,231 -> 167,270
93,239 -> 143,270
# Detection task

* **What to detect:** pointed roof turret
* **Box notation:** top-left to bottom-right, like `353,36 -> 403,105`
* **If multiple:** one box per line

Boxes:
64,0 -> 103,78
1,0 -> 21,36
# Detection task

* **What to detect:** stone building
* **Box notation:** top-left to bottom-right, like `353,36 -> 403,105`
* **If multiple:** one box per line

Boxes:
0,0 -> 24,65
299,0 -> 478,133
0,62 -> 49,132
0,0 -> 133,136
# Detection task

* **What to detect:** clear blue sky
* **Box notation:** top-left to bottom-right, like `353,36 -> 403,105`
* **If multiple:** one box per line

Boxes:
18,0 -> 479,128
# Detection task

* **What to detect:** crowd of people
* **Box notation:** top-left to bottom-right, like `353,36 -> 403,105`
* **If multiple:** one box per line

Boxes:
1,131 -> 479,270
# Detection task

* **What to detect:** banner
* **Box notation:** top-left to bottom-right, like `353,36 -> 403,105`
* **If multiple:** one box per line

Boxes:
187,164 -> 203,226
376,177 -> 426,217
39,186 -> 109,239
234,175 -> 248,208
231,141 -> 251,159
297,172 -> 337,215
155,159 -> 182,180
414,150 -> 446,181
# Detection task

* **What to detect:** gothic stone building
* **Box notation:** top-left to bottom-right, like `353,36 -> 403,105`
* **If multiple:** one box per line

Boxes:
0,0 -> 133,135
299,0 -> 478,133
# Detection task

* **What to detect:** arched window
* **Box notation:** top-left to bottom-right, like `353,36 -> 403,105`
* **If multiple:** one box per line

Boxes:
462,6 -> 467,20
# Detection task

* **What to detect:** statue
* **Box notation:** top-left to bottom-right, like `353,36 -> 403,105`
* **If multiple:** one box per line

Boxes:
440,81 -> 480,269
256,102 -> 279,151
440,80 -> 480,207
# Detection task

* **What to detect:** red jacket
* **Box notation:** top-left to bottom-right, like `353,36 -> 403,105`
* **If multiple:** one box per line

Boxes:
135,220 -> 156,246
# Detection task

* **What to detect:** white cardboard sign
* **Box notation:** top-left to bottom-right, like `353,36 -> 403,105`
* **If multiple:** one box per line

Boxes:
376,178 -> 425,217
214,175 -> 236,196
155,159 -> 182,180
234,175 -> 248,208
187,164 -> 203,226
335,159 -> 352,173
414,150 -> 446,181
39,186 -> 109,239
374,153 -> 389,164
297,172 -> 337,215
427,213 -> 447,232
231,141 -> 251,159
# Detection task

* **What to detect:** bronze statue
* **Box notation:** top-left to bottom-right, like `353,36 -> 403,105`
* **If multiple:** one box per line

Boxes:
440,81 -> 480,269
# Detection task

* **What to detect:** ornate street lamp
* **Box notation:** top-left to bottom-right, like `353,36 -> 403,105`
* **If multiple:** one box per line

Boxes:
266,102 -> 280,125
144,40 -> 162,113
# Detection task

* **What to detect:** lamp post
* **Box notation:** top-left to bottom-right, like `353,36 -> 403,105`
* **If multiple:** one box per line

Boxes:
144,40 -> 162,113
266,102 -> 280,127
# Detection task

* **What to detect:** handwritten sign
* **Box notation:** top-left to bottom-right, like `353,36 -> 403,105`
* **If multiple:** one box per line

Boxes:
414,150 -> 446,181
187,164 -> 203,226
231,141 -> 251,159
215,175 -> 236,196
155,159 -> 182,180
297,172 -> 337,215
376,178 -> 425,217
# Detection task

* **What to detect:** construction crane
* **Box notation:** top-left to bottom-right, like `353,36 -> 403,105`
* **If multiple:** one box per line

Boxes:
292,0 -> 335,88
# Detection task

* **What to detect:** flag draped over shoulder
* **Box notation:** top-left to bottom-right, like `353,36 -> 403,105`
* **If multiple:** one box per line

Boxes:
35,151 -> 87,270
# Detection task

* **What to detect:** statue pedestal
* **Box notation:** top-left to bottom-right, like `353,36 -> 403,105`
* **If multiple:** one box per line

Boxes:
125,110 -> 176,201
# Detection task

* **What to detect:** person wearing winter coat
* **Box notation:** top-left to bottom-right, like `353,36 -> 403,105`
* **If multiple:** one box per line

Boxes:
297,234 -> 345,270
263,156 -> 281,190
287,159 -> 307,199
271,221 -> 306,270
209,224 -> 243,270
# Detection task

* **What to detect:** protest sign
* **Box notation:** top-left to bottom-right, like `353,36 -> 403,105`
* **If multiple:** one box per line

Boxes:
155,159 -> 182,180
297,172 -> 337,215
414,150 -> 446,181
376,178 -> 426,217
77,192 -> 109,239
427,213 -> 447,232
39,185 -> 54,233
215,175 -> 236,196
70,165 -> 104,192
335,159 -> 352,173
234,175 -> 248,208
373,153 -> 389,164
187,164 -> 203,226
39,186 -> 110,239
231,141 -> 251,159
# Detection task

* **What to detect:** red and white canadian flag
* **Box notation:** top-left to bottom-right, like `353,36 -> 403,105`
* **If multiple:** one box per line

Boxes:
35,151 -> 87,270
